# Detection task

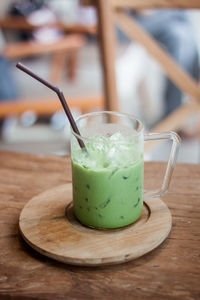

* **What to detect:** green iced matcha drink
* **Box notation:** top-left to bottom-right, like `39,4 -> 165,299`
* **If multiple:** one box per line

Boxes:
71,124 -> 144,229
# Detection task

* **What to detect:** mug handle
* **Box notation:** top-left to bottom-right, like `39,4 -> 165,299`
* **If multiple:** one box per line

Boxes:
144,131 -> 181,199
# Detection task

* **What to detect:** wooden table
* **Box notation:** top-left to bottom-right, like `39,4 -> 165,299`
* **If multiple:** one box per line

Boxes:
0,150 -> 199,299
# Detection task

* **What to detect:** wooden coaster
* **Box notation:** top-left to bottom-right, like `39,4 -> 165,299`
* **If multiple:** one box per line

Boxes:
19,184 -> 172,266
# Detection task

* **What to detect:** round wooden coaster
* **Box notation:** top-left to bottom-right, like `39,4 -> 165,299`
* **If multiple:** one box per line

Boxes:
19,184 -> 172,266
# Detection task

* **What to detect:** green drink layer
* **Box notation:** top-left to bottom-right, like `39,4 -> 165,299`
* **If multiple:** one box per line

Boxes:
72,159 -> 143,228
72,123 -> 143,228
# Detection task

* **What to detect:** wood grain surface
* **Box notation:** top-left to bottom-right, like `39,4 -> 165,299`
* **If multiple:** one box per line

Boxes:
0,150 -> 199,299
19,184 -> 171,266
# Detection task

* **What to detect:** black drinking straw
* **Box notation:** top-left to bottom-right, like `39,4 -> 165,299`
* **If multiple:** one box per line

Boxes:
16,62 -> 85,149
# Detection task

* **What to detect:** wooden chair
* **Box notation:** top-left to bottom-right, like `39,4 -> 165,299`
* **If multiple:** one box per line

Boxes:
3,34 -> 85,84
0,96 -> 103,119
0,15 -> 97,84
0,16 -> 103,118
95,0 -> 200,151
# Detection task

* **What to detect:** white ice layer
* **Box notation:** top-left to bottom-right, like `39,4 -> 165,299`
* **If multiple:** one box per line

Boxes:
72,132 -> 143,169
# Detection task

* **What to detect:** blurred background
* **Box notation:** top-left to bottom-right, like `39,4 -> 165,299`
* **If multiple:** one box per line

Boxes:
0,0 -> 200,163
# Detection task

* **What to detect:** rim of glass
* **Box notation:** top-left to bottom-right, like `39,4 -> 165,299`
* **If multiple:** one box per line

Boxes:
71,111 -> 144,141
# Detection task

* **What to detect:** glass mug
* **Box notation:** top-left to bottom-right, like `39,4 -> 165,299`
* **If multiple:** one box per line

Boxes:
70,111 -> 180,229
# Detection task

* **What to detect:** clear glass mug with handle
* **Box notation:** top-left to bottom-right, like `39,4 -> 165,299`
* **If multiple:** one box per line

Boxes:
70,111 -> 180,229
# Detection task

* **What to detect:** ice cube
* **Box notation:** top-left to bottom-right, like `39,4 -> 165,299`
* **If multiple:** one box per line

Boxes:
74,131 -> 141,169
110,132 -> 124,142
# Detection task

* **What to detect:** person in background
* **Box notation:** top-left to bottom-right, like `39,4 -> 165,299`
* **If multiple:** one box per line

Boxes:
81,2 -> 200,120
0,55 -> 19,101
130,9 -> 200,119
